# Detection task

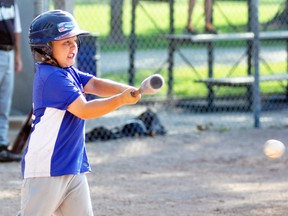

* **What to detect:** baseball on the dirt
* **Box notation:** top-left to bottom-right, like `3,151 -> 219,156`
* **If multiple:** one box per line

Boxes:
263,139 -> 285,159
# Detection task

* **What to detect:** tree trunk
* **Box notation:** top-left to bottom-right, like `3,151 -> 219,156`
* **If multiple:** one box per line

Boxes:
53,0 -> 74,14
109,0 -> 125,43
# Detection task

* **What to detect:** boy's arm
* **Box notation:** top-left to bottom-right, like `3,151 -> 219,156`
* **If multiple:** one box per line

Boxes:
67,87 -> 141,120
83,77 -> 133,97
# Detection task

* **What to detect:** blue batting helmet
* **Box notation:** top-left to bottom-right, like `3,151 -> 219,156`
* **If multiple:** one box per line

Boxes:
29,10 -> 89,62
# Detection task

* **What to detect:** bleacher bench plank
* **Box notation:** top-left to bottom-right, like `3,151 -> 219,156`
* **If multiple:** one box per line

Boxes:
259,31 -> 288,40
166,32 -> 255,44
195,73 -> 288,87
166,31 -> 288,44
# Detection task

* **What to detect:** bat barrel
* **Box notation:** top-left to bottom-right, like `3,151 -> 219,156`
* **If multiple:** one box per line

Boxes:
150,74 -> 164,89
131,74 -> 164,97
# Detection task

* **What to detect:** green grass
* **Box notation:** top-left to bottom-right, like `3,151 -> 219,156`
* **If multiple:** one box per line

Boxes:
75,0 -> 282,38
100,61 -> 288,99
74,0 -> 287,98
74,0 -> 284,52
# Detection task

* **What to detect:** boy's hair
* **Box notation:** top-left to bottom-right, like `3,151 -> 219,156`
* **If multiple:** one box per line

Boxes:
29,10 -> 89,63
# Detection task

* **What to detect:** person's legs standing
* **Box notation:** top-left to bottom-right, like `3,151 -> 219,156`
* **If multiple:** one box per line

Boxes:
186,0 -> 198,34
54,174 -> 94,216
0,50 -> 22,162
0,50 -> 14,147
204,0 -> 217,33
21,174 -> 93,216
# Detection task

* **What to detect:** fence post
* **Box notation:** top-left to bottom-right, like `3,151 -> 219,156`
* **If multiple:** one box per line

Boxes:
250,0 -> 261,128
128,0 -> 137,86
167,0 -> 175,99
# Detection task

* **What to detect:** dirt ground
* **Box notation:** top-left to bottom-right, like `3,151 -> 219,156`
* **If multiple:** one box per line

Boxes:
1,125 -> 288,216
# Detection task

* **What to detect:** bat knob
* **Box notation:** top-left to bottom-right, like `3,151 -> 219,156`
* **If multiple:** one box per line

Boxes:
130,91 -> 137,97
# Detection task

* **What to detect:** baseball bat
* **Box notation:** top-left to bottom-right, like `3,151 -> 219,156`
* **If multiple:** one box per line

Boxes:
10,110 -> 33,154
131,74 -> 164,97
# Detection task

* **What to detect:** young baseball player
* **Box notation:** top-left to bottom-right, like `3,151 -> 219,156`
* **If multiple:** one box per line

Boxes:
19,10 -> 141,216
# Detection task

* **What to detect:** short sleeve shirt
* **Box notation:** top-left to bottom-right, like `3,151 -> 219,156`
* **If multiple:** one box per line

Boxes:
22,63 -> 93,178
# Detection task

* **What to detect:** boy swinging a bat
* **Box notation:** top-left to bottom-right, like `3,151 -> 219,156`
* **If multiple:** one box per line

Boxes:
19,10 -> 141,216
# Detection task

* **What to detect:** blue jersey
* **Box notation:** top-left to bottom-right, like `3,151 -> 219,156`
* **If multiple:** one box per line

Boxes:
22,63 -> 93,178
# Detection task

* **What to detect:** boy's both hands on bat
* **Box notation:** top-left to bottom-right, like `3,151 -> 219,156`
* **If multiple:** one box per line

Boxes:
67,78 -> 141,120
85,76 -> 141,106
119,87 -> 142,105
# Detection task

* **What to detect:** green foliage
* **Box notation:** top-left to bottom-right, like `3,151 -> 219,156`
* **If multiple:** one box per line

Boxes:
75,0 -> 287,98
75,1 -> 282,37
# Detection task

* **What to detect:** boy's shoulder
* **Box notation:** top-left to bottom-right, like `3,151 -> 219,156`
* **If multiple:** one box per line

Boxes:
37,63 -> 67,74
37,63 -> 60,70
35,63 -> 67,81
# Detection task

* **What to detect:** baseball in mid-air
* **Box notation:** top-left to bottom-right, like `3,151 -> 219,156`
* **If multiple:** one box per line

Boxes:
263,139 -> 285,159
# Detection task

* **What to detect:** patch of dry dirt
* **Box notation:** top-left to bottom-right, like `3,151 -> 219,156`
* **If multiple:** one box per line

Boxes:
1,128 -> 288,215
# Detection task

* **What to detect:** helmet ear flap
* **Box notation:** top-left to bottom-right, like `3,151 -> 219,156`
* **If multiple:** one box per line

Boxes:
31,44 -> 53,62
33,49 -> 51,62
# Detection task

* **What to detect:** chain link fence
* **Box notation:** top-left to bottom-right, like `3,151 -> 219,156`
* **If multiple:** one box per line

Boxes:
46,0 -> 288,140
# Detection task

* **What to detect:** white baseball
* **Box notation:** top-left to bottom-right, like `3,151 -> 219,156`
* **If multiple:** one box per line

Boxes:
263,139 -> 285,159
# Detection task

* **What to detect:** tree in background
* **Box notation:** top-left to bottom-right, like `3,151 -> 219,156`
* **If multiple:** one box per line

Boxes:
53,0 -> 74,14
109,0 -> 125,43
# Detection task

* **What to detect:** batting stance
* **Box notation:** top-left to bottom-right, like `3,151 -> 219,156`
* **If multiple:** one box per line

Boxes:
19,10 -> 141,216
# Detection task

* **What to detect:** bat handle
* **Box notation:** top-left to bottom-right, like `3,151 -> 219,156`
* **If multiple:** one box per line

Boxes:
131,89 -> 140,97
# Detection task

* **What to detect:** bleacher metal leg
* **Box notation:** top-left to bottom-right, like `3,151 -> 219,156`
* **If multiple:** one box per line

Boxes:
207,41 -> 214,110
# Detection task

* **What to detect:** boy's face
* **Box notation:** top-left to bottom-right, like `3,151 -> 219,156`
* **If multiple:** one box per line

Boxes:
51,36 -> 79,68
